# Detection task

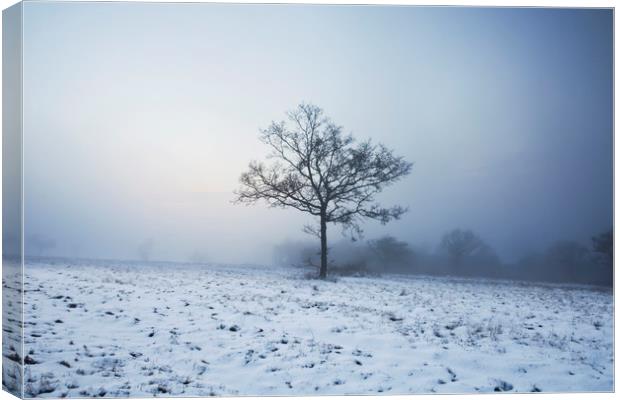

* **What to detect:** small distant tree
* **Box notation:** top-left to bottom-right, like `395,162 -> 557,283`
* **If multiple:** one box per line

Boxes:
368,236 -> 415,272
591,229 -> 613,267
235,103 -> 412,279
138,239 -> 154,262
439,229 -> 485,268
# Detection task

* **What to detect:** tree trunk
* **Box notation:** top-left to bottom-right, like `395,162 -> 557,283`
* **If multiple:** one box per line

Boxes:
319,214 -> 327,279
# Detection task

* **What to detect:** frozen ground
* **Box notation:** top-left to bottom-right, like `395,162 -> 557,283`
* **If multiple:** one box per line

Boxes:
3,260 -> 614,397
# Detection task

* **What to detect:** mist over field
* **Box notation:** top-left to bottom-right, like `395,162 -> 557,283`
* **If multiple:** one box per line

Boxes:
20,4 -> 612,269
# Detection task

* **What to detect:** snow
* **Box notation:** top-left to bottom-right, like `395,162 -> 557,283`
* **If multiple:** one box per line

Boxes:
5,260 -> 614,397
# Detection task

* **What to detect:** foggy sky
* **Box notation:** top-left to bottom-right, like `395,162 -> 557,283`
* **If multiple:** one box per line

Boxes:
21,3 -> 613,264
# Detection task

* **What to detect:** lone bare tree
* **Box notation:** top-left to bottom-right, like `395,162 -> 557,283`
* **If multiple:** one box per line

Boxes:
235,103 -> 412,278
439,229 -> 485,268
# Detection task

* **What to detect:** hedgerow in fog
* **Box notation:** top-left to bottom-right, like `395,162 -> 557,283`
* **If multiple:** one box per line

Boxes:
272,229 -> 612,286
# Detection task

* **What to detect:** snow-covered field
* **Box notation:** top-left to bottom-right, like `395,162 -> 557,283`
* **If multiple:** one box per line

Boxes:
3,260 -> 614,397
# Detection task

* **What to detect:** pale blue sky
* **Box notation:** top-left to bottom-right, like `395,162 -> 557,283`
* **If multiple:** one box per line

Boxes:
21,3 -> 613,263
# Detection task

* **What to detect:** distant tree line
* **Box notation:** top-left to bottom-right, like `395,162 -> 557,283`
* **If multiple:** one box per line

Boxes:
272,228 -> 613,286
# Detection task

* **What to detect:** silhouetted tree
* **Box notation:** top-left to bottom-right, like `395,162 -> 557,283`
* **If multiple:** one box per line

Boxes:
235,103 -> 412,278
368,236 -> 415,272
439,229 -> 485,268
592,229 -> 613,267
